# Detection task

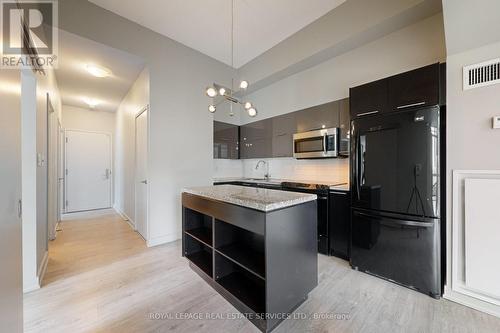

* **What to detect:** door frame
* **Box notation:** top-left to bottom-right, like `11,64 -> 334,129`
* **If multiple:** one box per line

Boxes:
134,105 -> 150,241
63,129 -> 113,213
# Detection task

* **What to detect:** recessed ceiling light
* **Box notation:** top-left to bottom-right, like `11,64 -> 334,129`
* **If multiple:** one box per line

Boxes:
82,97 -> 100,109
85,64 -> 111,78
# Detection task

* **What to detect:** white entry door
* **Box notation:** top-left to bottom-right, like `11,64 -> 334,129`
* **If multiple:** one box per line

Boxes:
65,130 -> 112,213
135,109 -> 148,239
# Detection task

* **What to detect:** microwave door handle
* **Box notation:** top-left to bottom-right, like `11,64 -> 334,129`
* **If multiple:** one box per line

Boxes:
323,134 -> 327,155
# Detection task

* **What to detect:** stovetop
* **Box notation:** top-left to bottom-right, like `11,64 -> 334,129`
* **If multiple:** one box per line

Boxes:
282,181 -> 347,192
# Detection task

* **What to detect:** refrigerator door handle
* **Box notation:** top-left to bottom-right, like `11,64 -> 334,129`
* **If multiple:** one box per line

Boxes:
354,211 -> 435,228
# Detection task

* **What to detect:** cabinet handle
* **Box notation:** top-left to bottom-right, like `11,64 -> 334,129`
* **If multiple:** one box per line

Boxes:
396,101 -> 425,109
357,110 -> 379,117
330,191 -> 347,195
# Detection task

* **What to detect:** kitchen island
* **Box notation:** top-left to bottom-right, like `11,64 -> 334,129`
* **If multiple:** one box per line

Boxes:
182,185 -> 318,332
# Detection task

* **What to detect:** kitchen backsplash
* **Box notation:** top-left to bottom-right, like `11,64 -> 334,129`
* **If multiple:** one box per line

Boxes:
214,157 -> 349,184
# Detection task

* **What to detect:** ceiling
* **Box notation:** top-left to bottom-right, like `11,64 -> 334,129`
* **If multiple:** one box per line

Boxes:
87,0 -> 346,68
56,30 -> 145,112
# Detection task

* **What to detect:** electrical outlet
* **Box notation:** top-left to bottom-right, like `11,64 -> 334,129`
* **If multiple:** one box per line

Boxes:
493,116 -> 500,129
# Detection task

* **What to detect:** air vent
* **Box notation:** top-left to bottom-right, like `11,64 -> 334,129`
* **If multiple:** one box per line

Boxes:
463,58 -> 500,90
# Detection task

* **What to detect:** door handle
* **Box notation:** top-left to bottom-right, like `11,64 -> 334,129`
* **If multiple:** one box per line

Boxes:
140,180 -> 148,184
105,169 -> 111,179
396,101 -> 425,109
357,110 -> 379,117
18,199 -> 22,219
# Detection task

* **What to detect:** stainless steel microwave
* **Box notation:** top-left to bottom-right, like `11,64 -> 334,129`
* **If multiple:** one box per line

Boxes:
293,128 -> 339,159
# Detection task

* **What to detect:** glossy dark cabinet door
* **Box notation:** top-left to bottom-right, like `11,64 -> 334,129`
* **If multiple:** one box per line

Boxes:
351,209 -> 441,297
338,98 -> 350,156
388,63 -> 440,110
296,101 -> 339,132
240,119 -> 272,159
214,121 -> 239,159
350,79 -> 388,118
272,113 -> 295,157
328,191 -> 350,259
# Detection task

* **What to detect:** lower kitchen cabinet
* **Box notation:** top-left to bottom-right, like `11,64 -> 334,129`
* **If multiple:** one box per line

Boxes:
329,190 -> 350,260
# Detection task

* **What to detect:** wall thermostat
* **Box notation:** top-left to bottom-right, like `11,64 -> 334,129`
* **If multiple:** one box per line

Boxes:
494,116 -> 500,129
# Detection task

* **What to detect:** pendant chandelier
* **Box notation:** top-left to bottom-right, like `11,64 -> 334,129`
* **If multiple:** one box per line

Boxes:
205,0 -> 257,117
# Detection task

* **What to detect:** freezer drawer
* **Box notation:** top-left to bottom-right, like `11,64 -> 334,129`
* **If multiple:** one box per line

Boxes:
351,209 -> 441,298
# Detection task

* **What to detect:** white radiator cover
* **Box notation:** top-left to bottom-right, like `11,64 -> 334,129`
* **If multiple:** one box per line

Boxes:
464,178 -> 500,299
447,170 -> 500,318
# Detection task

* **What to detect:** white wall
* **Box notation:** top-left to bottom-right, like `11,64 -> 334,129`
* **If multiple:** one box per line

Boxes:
114,68 -> 149,228
241,14 -> 446,124
62,105 -> 116,135
22,67 -> 62,292
0,68 -> 23,331
244,158 -> 349,184
444,40 -> 500,317
215,14 -> 446,182
60,0 -> 236,246
214,158 -> 349,185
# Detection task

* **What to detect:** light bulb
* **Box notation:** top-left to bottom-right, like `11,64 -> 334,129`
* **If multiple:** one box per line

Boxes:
208,105 -> 216,113
219,87 -> 226,96
248,107 -> 257,117
239,80 -> 249,89
82,97 -> 100,108
244,102 -> 252,110
86,64 -> 111,78
206,87 -> 217,97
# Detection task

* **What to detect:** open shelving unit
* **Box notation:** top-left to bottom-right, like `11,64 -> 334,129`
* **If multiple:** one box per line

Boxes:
182,192 -> 317,333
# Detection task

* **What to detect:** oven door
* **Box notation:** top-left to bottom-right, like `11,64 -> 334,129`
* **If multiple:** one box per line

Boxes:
293,128 -> 338,159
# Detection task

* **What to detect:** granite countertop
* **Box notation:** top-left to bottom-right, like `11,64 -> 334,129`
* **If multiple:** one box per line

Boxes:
183,185 -> 317,212
213,177 -> 349,191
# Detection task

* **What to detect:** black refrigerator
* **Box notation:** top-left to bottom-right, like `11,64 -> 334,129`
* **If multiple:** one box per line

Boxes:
350,105 -> 442,298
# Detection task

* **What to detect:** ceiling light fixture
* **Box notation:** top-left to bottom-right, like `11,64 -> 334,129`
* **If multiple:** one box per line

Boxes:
82,97 -> 100,109
204,0 -> 257,118
86,64 -> 111,78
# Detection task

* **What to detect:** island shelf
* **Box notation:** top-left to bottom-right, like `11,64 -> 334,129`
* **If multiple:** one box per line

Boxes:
182,186 -> 318,332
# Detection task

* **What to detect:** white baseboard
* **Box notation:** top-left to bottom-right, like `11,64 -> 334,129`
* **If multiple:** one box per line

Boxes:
25,251 -> 48,293
38,251 -> 48,286
62,208 -> 115,221
113,205 -> 136,230
445,289 -> 500,318
23,278 -> 40,293
147,233 -> 179,247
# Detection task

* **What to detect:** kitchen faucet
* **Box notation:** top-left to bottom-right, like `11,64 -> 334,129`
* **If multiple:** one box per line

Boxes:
255,160 -> 270,181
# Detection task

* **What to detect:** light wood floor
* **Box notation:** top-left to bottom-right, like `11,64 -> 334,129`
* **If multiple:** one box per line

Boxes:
24,211 -> 500,333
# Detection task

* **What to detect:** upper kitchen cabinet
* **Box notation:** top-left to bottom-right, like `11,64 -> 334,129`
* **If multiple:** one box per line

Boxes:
349,79 -> 388,118
296,101 -> 339,132
387,63 -> 440,111
240,119 -> 272,159
338,98 -> 350,156
272,113 -> 296,158
214,121 -> 239,159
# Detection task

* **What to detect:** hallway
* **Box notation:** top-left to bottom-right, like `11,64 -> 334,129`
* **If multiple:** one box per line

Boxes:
23,212 -> 256,332
24,212 -> 500,333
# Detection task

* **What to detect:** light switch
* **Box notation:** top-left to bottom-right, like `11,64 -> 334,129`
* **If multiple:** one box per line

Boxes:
494,116 -> 500,129
37,153 -> 45,167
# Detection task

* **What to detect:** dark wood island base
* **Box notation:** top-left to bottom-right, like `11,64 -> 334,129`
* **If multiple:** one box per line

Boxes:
182,191 -> 318,332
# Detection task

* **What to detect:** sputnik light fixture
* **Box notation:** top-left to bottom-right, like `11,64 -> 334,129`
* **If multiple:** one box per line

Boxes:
205,0 -> 257,117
